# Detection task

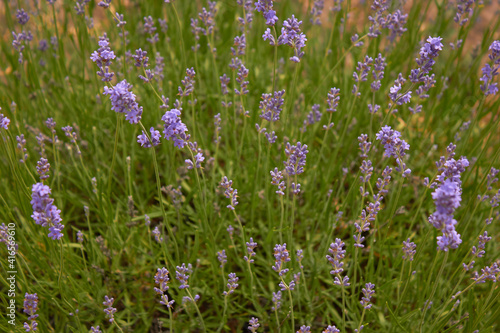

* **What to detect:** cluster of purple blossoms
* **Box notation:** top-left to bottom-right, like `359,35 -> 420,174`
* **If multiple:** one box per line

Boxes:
161,108 -> 189,148
137,127 -> 161,148
284,142 -> 309,194
255,0 -> 278,26
471,262 -> 500,284
219,176 -> 239,210
411,36 -> 444,81
154,267 -> 175,308
235,64 -> 249,95
296,249 -> 304,269
152,226 -> 163,243
352,55 -> 373,96
36,157 -> 50,180
213,113 -> 222,143
248,317 -> 260,332
77,230 -> 84,243
326,238 -> 350,286
236,1 -> 254,30
0,111 -> 11,130
310,0 -> 325,25
271,291 -> 282,311
480,41 -> 500,96
176,263 -> 191,289
132,48 -> 149,68
371,53 -> 387,92
244,238 -> 257,263
455,0 -> 476,26
402,238 -> 417,261
278,16 -> 307,63
388,73 -> 412,105
272,243 -> 291,276
217,249 -> 227,267
270,168 -> 286,195
103,80 -> 143,124
354,202 -> 381,247
186,142 -> 204,169
220,74 -> 230,96
98,0 -> 112,9
258,90 -> 285,122
31,183 -> 64,240
103,296 -> 117,322
368,1 -> 408,41
323,326 -> 340,333
90,326 -> 102,333
90,35 -> 116,82
16,9 -> 30,25
297,326 -> 311,333
12,30 -> 33,64
75,0 -> 92,16
232,34 -> 247,56
326,87 -> 340,113
376,126 -> 411,177
301,104 -> 322,132
23,293 -> 39,332
143,16 -> 159,44
429,147 -> 469,251
358,134 -> 372,160
463,231 -> 492,271
178,68 -> 196,97
223,273 -> 239,295
360,282 -> 375,309
17,134 -> 28,163
197,1 -> 217,37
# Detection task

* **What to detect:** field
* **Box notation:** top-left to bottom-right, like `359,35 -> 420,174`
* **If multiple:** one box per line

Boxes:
0,0 -> 499,332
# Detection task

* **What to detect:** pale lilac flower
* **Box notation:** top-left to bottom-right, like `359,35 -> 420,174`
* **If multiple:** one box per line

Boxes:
235,64 -> 249,95
244,238 -> 257,263
271,291 -> 282,310
31,183 -> 64,240
310,0 -> 325,25
152,226 -> 163,243
137,127 -> 161,148
258,90 -> 285,122
178,68 -> 196,97
376,126 -> 411,176
219,176 -> 239,210
23,293 -> 39,332
154,267 -> 175,308
223,273 -> 239,295
297,326 -> 311,333
248,317 -> 260,332
217,250 -> 227,267
103,80 -> 143,124
360,282 -> 375,309
326,238 -> 350,286
98,0 -> 111,9
270,168 -> 286,195
326,88 -> 340,112
480,41 -> 500,95
161,108 -> 189,148
176,263 -> 191,289
272,243 -> 290,276
16,9 -> 30,25
255,0 -> 278,26
455,0 -> 476,26
278,15 -> 307,62
103,296 -> 117,322
0,112 -> 11,130
323,326 -> 340,333
90,35 -> 116,82
402,238 -> 416,261
220,74 -> 230,95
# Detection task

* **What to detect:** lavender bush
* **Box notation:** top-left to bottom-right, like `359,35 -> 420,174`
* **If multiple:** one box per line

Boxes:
0,0 -> 499,332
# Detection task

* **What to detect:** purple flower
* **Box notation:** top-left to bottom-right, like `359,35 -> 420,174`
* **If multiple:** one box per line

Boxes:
454,0 -> 475,26
161,108 -> 189,149
77,230 -> 84,243
178,68 -> 196,97
31,183 -> 64,240
248,317 -> 260,332
98,0 -> 111,9
270,168 -> 286,195
23,293 -> 39,332
371,53 -> 386,91
137,127 -> 161,148
90,35 -> 116,82
152,226 -> 163,243
220,74 -> 230,95
103,80 -> 143,124
414,36 -> 444,78
263,28 -> 275,45
326,238 -> 350,286
223,273 -> 239,295
217,250 -> 227,267
176,263 -> 191,289
0,112 -> 11,130
232,34 -> 247,56
278,15 -> 307,62
244,238 -> 258,263
375,126 -> 411,176
271,291 -> 282,310
479,41 -> 500,96
323,326 -> 340,333
235,64 -> 249,95
402,238 -> 416,261
326,88 -> 340,112
297,326 -> 311,333
132,48 -> 149,68
219,176 -> 239,210
272,243 -> 291,276
258,90 -> 285,122
90,326 -> 102,333
36,157 -> 50,180
103,296 -> 117,322
471,262 -> 500,284
310,0 -> 325,25
360,282 -> 375,309
154,267 -> 175,308
197,2 -> 217,36
16,9 -> 30,25
255,0 -> 278,26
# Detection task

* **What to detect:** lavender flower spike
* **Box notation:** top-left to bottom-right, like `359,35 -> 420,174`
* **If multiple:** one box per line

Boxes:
375,126 -> 411,177
248,317 -> 260,332
223,273 -> 239,295
103,80 -> 143,124
219,176 -> 239,210
176,263 -> 191,289
0,110 -> 10,130
103,295 -> 117,322
272,243 -> 291,276
23,293 -> 39,332
360,282 -> 375,309
154,267 -> 175,308
278,15 -> 307,62
326,238 -> 350,286
31,183 -> 64,240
